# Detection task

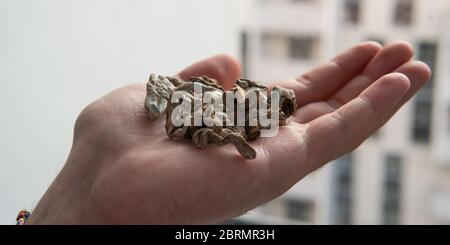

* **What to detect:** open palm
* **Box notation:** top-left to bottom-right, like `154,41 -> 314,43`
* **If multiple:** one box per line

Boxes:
30,42 -> 430,224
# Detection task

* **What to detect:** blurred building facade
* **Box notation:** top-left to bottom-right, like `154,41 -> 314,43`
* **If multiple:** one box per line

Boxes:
235,0 -> 450,225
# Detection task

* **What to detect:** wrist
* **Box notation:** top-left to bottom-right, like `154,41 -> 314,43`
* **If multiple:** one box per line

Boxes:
28,145 -> 97,224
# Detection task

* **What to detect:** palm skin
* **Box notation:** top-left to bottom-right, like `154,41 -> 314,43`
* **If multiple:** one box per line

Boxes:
29,42 -> 431,224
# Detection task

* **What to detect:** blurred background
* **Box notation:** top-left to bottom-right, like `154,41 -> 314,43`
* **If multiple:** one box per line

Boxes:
0,0 -> 449,225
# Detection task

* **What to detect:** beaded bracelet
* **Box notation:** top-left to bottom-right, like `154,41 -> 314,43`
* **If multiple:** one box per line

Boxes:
16,210 -> 31,225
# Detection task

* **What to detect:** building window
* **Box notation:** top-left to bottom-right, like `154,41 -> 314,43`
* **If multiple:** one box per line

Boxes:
394,0 -> 414,26
285,199 -> 315,222
331,154 -> 353,225
343,0 -> 361,24
418,42 -> 437,88
382,154 -> 402,225
240,31 -> 249,78
412,99 -> 433,143
261,34 -> 319,61
289,37 -> 318,60
412,42 -> 437,143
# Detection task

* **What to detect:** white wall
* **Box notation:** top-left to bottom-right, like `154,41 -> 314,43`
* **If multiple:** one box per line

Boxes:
0,0 -> 241,224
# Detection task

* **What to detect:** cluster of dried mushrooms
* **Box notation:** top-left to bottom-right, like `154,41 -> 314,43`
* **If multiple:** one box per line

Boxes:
144,74 -> 297,159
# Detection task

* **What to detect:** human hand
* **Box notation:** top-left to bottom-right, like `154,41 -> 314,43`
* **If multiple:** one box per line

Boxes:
28,41 -> 430,224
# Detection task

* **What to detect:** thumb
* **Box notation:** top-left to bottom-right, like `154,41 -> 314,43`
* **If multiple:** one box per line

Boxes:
177,54 -> 241,90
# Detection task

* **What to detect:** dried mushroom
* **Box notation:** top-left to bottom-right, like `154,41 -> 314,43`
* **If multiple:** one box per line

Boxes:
144,74 -> 297,159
